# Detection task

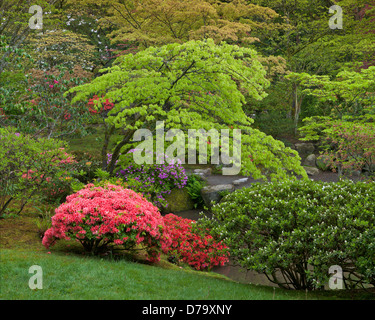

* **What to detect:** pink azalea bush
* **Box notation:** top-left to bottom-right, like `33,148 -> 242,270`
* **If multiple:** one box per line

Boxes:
42,184 -> 171,262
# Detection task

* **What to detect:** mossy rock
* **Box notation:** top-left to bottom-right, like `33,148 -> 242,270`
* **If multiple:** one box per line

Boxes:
161,188 -> 194,214
316,155 -> 331,171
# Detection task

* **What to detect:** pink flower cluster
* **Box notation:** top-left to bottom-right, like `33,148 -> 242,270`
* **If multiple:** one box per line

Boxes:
21,149 -> 75,182
20,148 -> 76,198
42,184 -> 171,262
54,150 -> 76,165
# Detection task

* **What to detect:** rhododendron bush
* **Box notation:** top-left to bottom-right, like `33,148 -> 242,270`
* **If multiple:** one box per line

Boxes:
23,148 -> 77,203
163,214 -> 229,271
42,184 -> 171,262
0,127 -> 77,217
1,67 -> 92,139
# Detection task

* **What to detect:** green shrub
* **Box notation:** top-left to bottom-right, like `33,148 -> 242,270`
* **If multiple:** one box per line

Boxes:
116,151 -> 188,208
1,67 -> 91,139
0,71 -> 29,119
0,127 -> 76,216
198,179 -> 375,290
186,174 -> 206,209
69,151 -> 102,185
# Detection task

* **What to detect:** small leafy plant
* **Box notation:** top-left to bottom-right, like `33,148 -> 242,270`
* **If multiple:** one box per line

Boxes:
185,174 -> 206,209
33,205 -> 54,239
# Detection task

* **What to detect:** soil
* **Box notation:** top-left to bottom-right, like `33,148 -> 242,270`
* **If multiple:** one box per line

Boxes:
0,215 -> 43,250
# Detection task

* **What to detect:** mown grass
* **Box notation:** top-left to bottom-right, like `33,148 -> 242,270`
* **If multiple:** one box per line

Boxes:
0,248 -> 360,301
0,249 -> 283,300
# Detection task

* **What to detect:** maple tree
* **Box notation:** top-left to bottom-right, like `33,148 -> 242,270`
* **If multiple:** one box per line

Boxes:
26,29 -> 97,71
287,66 -> 375,120
66,39 -> 307,181
67,0 -> 280,48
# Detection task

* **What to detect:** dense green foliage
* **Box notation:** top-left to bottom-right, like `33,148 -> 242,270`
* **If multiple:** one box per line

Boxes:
0,127 -> 76,217
288,67 -> 375,121
198,179 -> 375,290
67,39 -> 307,181
185,174 -> 207,209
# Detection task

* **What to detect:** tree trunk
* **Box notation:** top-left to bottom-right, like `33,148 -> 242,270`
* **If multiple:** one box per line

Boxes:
101,122 -> 115,171
293,83 -> 303,136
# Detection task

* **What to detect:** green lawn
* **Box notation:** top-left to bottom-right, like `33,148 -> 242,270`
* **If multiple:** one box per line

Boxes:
1,215 -> 373,301
1,248 -> 363,300
0,215 -> 310,300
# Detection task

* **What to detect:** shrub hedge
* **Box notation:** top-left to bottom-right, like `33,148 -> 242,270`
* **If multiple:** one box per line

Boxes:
198,179 -> 375,290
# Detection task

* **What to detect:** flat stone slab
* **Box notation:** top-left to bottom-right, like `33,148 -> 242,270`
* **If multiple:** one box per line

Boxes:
201,184 -> 235,208
193,168 -> 212,176
232,177 -> 249,185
